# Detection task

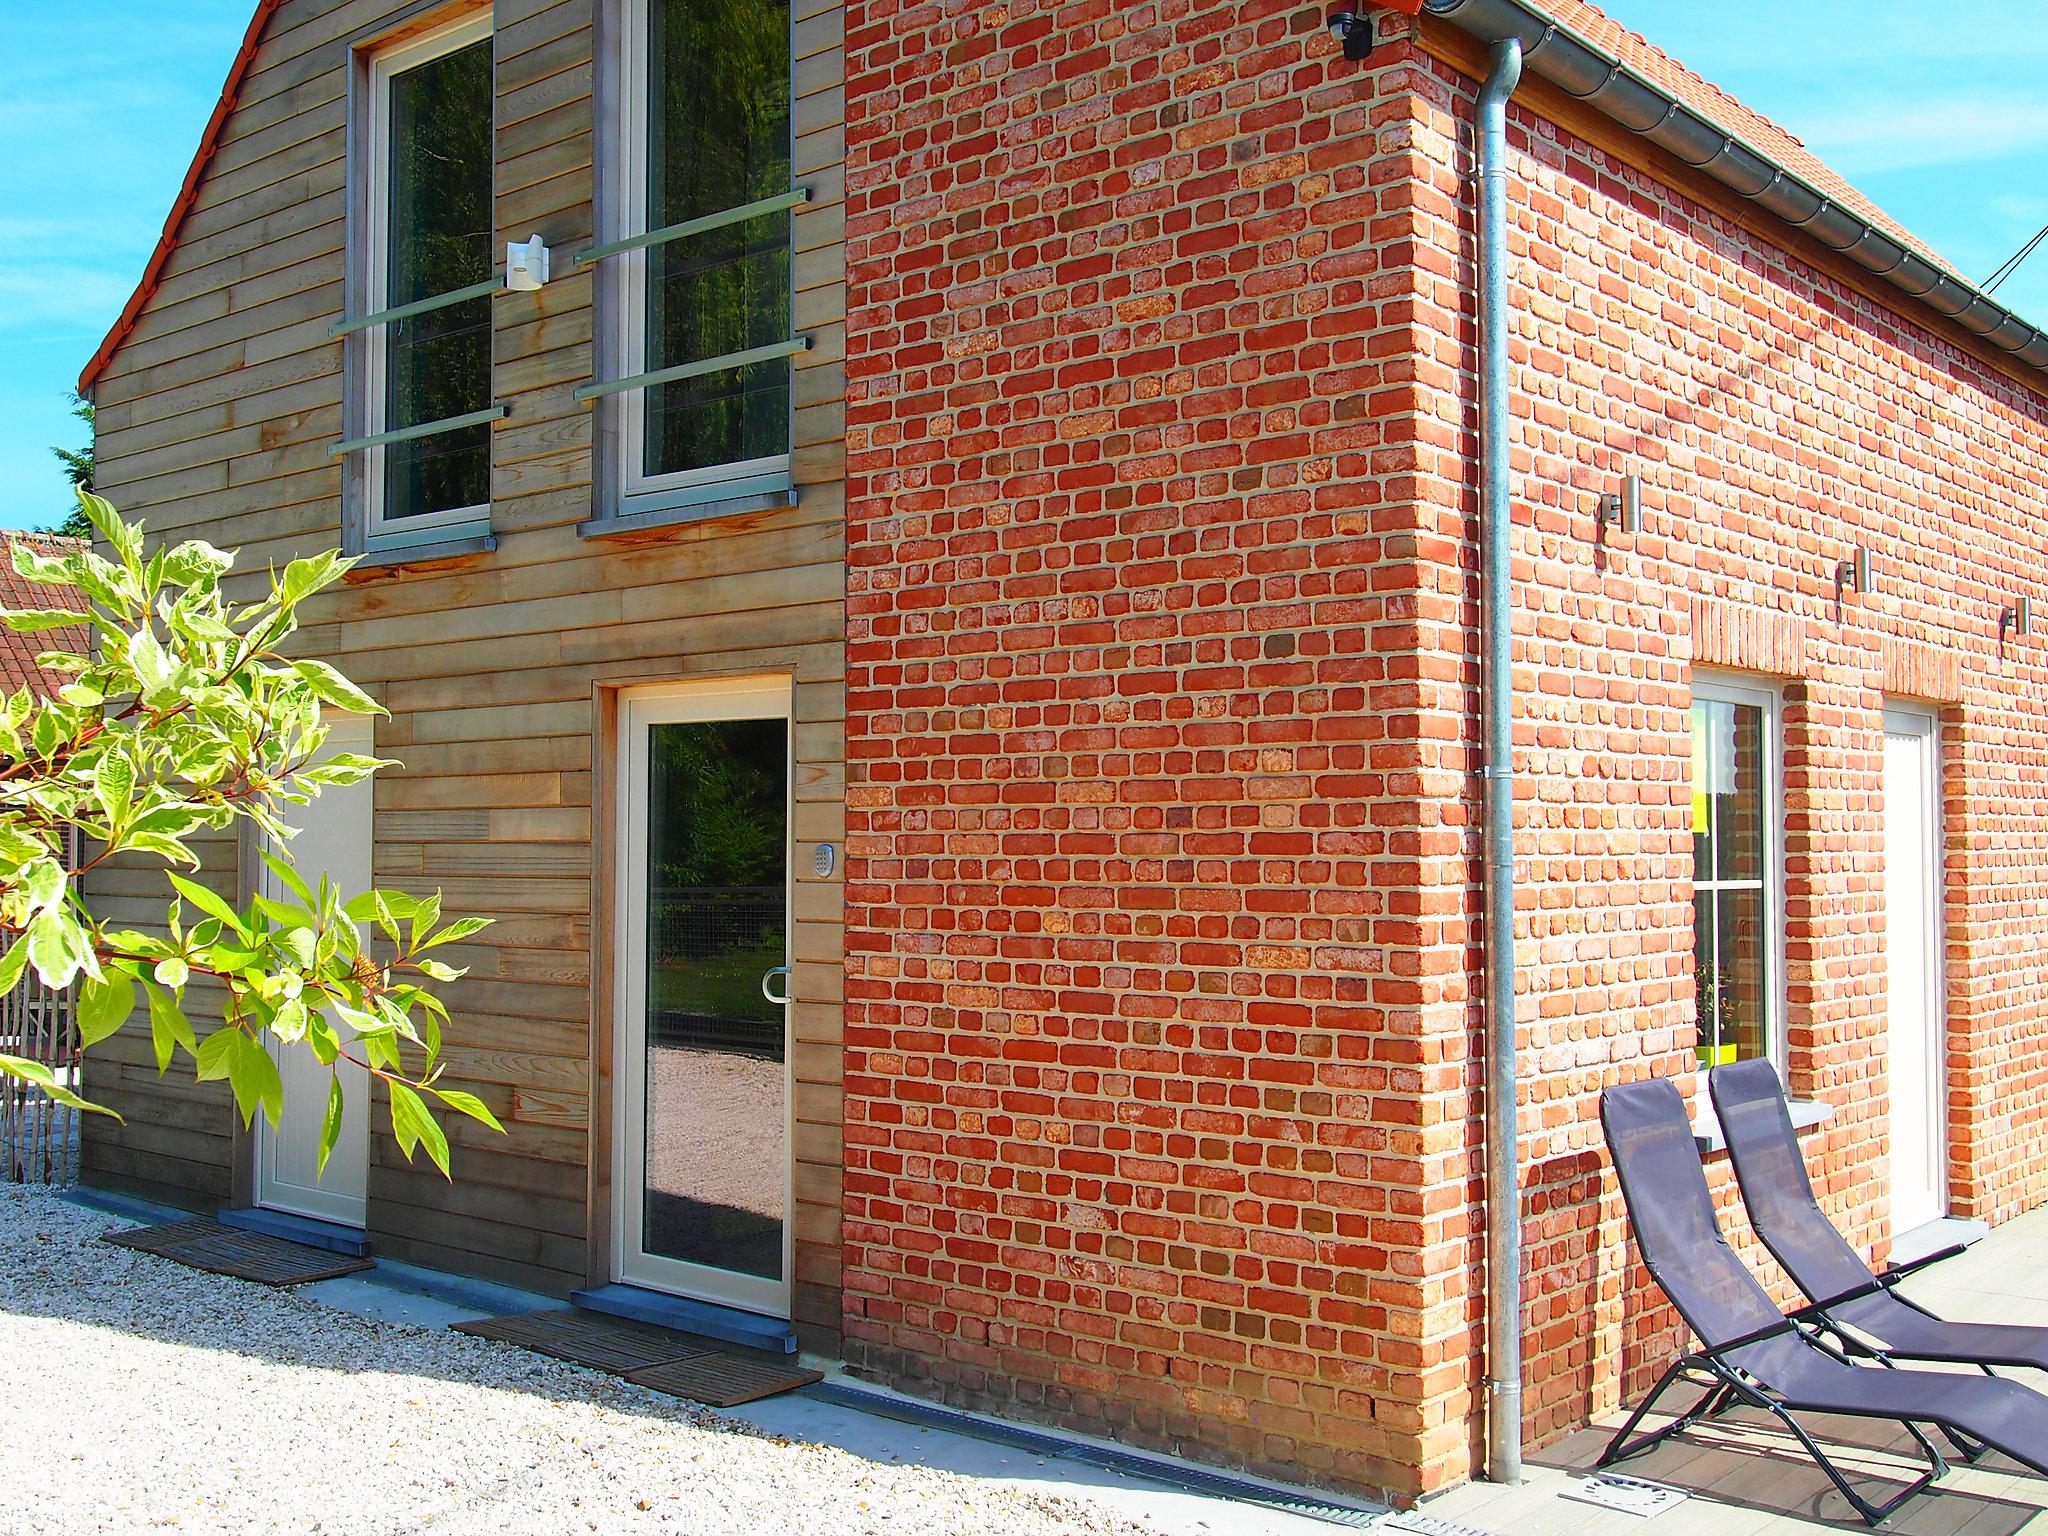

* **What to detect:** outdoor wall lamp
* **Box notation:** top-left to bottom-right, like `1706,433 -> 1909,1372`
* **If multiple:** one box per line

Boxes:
2004,595 -> 2034,640
1836,546 -> 1873,596
1598,474 -> 1642,537
505,235 -> 550,292
1326,9 -> 1374,61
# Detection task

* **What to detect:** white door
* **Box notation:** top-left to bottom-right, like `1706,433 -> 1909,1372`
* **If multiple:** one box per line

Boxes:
1883,705 -> 1947,1236
613,679 -> 793,1318
252,712 -> 374,1229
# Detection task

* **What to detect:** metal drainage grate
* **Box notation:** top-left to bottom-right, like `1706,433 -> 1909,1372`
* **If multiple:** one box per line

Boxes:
807,1380 -> 1385,1529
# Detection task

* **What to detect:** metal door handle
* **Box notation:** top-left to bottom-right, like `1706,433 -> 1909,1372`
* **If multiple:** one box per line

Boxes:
761,966 -> 791,1005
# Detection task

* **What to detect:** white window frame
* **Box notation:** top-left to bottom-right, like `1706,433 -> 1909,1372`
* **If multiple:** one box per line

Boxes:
362,11 -> 495,550
611,676 -> 795,1319
1691,672 -> 1789,1071
609,0 -> 796,521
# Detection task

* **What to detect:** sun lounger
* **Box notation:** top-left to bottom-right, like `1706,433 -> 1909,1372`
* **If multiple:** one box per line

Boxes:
1711,1057 -> 2048,1379
1598,1075 -> 2048,1523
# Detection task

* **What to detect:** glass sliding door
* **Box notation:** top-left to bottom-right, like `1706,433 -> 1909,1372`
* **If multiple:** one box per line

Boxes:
614,680 -> 792,1316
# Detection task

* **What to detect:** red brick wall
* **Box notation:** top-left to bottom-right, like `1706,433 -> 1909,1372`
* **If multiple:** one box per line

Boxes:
840,0 -> 1464,1496
1394,11 -> 2048,1490
842,0 -> 2048,1504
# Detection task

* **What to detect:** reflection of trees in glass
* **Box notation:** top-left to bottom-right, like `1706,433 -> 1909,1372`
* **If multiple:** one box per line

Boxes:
1691,698 -> 1772,1065
385,37 -> 493,519
646,720 -> 786,1033
649,719 -> 785,889
644,0 -> 792,477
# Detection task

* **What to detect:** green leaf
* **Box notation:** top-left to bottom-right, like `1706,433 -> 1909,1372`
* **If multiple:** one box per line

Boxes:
95,752 -> 136,836
429,1086 -> 504,1135
125,626 -> 176,697
258,846 -> 317,908
419,916 -> 492,950
11,542 -> 77,587
0,937 -> 30,998
277,552 -> 344,610
225,1031 -> 282,1129
79,491 -> 142,568
25,910 -> 93,990
153,956 -> 190,989
316,1076 -> 344,1178
0,1055 -> 119,1119
388,1081 -> 449,1176
165,872 -> 247,938
76,971 -> 137,1049
291,658 -> 384,717
159,539 -> 234,587
194,1028 -> 239,1082
143,981 -> 195,1073
0,609 -> 88,633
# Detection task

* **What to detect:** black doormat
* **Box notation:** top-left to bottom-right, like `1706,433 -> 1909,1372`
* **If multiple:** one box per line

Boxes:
624,1351 -> 823,1409
454,1309 -> 822,1407
102,1218 -> 374,1286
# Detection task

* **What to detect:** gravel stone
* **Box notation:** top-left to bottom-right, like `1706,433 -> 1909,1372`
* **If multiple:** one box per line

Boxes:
0,1186 -> 1174,1536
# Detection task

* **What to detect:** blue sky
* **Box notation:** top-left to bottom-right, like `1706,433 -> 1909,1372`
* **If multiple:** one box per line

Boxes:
1,2 -> 254,532
1,2 -> 2045,531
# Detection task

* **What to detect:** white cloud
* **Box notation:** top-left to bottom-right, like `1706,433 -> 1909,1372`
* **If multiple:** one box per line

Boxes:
1803,99 -> 2048,175
0,267 -> 139,336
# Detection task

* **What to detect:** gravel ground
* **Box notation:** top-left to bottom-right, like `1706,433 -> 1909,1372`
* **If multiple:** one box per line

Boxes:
0,1186 -> 1169,1536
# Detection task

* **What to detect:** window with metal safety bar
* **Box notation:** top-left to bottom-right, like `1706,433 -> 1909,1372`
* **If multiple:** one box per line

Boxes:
342,12 -> 498,550
588,0 -> 802,524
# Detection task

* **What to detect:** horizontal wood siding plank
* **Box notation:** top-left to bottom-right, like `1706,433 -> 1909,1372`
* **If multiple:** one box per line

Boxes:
85,0 -> 846,1348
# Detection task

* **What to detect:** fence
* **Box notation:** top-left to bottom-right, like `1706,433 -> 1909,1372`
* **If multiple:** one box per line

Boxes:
1,827 -> 80,1185
0,961 -> 77,1185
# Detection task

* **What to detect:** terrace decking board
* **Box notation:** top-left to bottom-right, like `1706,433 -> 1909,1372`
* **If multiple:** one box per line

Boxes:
102,1218 -> 373,1285
453,1309 -> 820,1407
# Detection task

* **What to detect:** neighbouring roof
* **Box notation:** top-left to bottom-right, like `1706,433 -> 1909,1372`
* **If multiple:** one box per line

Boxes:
0,535 -> 92,699
76,0 -> 2045,393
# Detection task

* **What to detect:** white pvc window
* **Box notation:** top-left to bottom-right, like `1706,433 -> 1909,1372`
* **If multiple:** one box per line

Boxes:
362,13 -> 495,546
1690,674 -> 1787,1068
611,0 -> 795,518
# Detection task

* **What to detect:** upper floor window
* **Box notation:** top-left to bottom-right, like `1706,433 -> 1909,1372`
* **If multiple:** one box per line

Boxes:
613,0 -> 794,517
1691,675 -> 1785,1068
363,14 -> 495,545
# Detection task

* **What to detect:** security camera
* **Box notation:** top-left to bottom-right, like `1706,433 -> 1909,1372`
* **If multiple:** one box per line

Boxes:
1327,9 -> 1374,62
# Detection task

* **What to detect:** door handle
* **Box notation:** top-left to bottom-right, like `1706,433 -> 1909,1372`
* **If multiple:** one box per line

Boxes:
760,965 -> 791,1006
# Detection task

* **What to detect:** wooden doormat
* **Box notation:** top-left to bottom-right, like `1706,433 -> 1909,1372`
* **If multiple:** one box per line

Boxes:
102,1219 -> 373,1286
454,1309 -> 822,1408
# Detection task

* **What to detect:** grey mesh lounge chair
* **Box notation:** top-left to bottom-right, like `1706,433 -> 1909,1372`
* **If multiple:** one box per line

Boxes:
1712,1057 -> 2048,1375
1599,1076 -> 2048,1524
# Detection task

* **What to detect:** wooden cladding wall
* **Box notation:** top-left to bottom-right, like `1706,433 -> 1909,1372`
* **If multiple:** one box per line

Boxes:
80,0 -> 849,1343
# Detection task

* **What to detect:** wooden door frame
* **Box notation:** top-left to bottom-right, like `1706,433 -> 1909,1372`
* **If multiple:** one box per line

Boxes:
586,670 -> 801,1312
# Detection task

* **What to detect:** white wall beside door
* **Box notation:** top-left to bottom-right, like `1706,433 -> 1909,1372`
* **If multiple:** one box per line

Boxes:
1883,703 -> 1948,1238
252,712 -> 374,1229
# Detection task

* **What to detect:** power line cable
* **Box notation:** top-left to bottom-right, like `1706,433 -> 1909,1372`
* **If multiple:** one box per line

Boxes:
1985,217 -> 2048,295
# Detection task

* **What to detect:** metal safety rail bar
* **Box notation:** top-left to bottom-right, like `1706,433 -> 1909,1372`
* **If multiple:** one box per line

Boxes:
575,337 -> 810,403
328,274 -> 503,339
572,187 -> 811,268
574,187 -> 814,404
331,403 -> 509,459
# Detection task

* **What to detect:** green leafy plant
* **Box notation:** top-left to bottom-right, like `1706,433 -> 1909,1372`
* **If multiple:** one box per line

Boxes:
0,493 -> 499,1176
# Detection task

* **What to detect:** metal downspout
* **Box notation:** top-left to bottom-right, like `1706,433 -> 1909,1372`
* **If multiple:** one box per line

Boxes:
1477,34 -> 1524,1488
